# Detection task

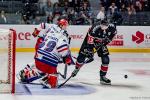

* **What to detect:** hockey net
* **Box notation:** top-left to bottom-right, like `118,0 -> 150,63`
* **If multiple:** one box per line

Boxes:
0,29 -> 16,93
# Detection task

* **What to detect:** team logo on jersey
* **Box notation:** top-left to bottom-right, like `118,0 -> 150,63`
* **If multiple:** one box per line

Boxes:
87,34 -> 94,44
132,31 -> 144,44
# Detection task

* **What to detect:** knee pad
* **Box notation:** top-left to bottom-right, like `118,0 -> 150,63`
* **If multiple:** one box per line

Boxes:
47,74 -> 58,88
101,55 -> 110,65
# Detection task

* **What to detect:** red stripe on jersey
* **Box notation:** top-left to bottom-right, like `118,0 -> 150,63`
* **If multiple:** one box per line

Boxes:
58,48 -> 68,52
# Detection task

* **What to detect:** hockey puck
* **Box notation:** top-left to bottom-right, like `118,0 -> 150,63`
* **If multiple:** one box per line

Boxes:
124,75 -> 128,79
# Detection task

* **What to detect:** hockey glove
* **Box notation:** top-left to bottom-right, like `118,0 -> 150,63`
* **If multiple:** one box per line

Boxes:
71,68 -> 80,77
32,28 -> 40,37
102,37 -> 112,45
81,48 -> 94,58
93,38 -> 104,47
63,54 -> 75,65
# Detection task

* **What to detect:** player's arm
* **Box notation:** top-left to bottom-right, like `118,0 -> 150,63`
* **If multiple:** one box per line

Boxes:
103,24 -> 117,45
32,23 -> 49,37
57,37 -> 74,65
88,24 -> 105,47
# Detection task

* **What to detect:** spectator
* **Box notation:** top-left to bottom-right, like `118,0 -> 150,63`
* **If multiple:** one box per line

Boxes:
38,0 -> 47,13
79,1 -> 92,21
120,3 -> 127,13
32,16 -> 41,24
75,11 -> 85,25
135,0 -> 143,12
142,0 -> 150,11
127,5 -> 136,16
52,14 -> 61,24
53,2 -> 62,16
71,0 -> 81,12
0,10 -> 7,24
75,11 -> 91,25
21,15 -> 31,24
107,2 -> 118,21
96,6 -> 105,20
108,2 -> 118,15
67,8 -> 76,24
110,11 -> 123,25
80,1 -> 90,13
47,14 -> 53,23
58,0 -> 69,7
43,0 -> 53,16
22,1 -> 38,22
63,1 -> 69,12
100,0 -> 111,11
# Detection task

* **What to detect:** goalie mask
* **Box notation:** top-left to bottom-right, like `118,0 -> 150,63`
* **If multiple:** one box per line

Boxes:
58,19 -> 69,30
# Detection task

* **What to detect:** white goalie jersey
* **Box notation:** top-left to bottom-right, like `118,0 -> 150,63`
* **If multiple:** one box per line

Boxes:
34,23 -> 65,38
35,31 -> 70,67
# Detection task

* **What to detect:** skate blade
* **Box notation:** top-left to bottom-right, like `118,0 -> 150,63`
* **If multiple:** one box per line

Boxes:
100,81 -> 111,85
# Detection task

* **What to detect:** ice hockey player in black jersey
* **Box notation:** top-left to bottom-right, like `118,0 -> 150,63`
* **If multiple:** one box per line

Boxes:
71,19 -> 117,85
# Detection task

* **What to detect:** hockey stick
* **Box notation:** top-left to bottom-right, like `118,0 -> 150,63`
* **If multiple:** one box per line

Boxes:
57,57 -> 93,88
59,36 -> 71,79
58,64 -> 68,79
57,37 -> 71,79
58,74 -> 72,88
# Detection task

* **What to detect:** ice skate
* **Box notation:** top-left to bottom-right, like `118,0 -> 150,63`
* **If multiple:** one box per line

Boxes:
100,76 -> 111,85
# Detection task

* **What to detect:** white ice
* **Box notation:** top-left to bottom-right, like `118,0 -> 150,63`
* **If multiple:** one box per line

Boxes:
0,52 -> 150,100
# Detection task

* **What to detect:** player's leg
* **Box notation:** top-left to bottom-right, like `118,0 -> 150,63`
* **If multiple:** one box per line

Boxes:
97,46 -> 111,85
35,60 -> 58,88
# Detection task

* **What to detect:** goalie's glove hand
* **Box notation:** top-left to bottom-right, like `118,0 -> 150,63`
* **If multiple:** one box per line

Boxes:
71,68 -> 80,77
65,57 -> 72,65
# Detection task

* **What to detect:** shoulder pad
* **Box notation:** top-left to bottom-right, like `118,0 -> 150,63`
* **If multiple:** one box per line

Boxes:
91,24 -> 101,34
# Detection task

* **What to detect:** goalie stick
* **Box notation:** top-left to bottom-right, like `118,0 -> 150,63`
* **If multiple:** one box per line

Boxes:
58,55 -> 94,79
58,36 -> 71,79
58,64 -> 68,79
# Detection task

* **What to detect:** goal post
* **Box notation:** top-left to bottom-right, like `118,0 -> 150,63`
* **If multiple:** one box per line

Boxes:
0,29 -> 16,93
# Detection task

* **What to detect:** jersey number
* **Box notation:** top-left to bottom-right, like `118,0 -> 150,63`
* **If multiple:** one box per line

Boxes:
39,41 -> 56,52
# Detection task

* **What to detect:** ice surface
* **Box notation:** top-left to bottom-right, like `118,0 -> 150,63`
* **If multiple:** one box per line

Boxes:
0,52 -> 150,100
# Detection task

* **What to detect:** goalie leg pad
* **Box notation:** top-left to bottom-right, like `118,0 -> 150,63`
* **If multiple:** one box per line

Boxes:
40,74 -> 58,88
17,64 -> 44,83
48,74 -> 58,88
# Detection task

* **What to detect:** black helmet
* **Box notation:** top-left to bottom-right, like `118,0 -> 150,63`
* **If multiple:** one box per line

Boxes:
101,19 -> 108,26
